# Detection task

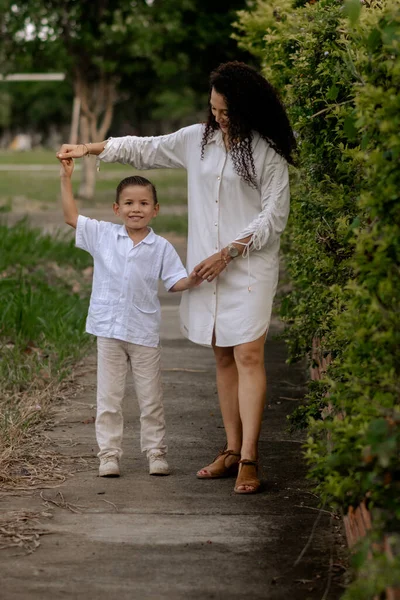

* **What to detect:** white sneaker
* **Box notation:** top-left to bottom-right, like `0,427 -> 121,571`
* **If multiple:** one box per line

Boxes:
99,456 -> 120,477
148,451 -> 170,476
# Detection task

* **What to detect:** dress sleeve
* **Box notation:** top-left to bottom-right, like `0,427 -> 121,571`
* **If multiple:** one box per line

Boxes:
99,125 -> 197,170
234,158 -> 290,252
160,241 -> 188,291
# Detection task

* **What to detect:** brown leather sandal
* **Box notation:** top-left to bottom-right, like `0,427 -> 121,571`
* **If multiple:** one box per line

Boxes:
196,448 -> 241,479
233,459 -> 260,494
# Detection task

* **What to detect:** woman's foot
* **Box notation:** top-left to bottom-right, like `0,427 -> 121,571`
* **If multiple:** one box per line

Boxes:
197,449 -> 240,479
234,459 -> 260,494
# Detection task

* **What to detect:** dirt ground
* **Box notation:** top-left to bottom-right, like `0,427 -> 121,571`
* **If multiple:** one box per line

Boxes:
1,217 -> 347,599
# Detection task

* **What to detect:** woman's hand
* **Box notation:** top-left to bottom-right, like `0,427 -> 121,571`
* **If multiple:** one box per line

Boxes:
59,157 -> 74,178
57,141 -> 107,159
56,144 -> 88,159
194,252 -> 228,282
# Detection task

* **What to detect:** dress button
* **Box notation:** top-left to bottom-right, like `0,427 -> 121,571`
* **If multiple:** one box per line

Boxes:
217,176 -> 221,180
214,222 -> 217,227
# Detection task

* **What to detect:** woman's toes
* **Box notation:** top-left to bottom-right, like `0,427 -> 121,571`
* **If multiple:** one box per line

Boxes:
197,469 -> 209,476
237,484 -> 254,492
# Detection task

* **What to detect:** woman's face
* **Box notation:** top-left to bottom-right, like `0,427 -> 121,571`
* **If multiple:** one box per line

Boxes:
210,88 -> 229,134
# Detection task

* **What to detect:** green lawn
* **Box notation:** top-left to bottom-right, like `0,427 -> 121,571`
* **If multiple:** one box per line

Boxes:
0,150 -> 57,164
0,150 -> 188,208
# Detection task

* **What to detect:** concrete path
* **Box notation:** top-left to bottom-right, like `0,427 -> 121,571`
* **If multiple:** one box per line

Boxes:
0,239 -> 345,600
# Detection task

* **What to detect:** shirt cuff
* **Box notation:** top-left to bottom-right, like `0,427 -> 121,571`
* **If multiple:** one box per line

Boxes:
75,215 -> 88,250
98,137 -> 114,162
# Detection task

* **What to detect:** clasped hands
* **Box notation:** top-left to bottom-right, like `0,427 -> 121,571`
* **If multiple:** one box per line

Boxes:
192,251 -> 230,283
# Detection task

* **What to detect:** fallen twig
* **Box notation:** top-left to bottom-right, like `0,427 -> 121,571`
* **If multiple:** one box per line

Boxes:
294,508 -> 324,567
295,505 -> 339,519
40,491 -> 86,513
102,499 -> 118,512
0,510 -> 53,554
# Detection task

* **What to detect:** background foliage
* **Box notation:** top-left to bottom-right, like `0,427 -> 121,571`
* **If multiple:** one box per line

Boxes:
0,0 -> 251,139
235,0 -> 400,596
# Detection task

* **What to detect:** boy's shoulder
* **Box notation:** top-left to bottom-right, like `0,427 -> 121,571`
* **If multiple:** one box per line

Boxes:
152,233 -> 182,257
79,215 -> 124,235
152,232 -> 174,250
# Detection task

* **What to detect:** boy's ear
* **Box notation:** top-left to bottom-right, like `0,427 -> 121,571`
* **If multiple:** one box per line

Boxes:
113,202 -> 120,215
154,203 -> 160,216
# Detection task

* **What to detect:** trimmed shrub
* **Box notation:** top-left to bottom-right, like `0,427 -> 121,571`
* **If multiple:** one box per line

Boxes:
235,0 -> 400,596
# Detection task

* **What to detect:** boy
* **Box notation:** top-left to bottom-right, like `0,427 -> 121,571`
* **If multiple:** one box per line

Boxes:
59,157 -> 200,477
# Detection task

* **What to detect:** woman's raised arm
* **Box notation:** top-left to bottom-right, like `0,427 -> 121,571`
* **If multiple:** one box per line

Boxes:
98,127 -> 194,170
57,125 -> 200,170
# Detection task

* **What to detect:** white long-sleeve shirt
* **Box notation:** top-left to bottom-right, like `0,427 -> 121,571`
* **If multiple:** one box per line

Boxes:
99,124 -> 290,347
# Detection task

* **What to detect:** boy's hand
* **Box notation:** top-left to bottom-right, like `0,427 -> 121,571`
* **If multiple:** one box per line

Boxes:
59,157 -> 74,178
187,271 -> 203,288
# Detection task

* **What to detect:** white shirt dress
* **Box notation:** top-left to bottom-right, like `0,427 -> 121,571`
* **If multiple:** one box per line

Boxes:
99,124 -> 290,348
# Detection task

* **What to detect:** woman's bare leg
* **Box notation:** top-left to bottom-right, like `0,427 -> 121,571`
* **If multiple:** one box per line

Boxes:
196,339 -> 241,476
233,334 -> 267,490
213,343 -> 242,452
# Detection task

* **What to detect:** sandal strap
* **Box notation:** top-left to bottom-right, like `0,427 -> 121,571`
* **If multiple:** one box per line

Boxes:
223,449 -> 241,457
213,448 -> 240,462
239,459 -> 258,466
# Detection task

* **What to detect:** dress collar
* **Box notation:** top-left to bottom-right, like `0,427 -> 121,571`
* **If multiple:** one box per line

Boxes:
208,129 -> 226,148
208,129 -> 260,150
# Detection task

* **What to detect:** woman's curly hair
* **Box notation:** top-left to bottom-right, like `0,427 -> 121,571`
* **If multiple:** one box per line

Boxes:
201,61 -> 297,188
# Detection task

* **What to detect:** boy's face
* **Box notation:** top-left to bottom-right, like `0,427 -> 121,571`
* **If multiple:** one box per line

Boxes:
113,185 -> 159,232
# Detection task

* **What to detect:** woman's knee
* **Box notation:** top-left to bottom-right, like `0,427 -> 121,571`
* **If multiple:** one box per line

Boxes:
234,346 -> 264,370
213,347 -> 235,369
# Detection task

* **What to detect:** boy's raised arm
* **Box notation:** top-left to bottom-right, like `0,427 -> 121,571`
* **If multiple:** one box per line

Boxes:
59,158 -> 79,229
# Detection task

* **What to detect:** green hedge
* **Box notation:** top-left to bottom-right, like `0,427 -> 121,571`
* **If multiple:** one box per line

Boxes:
235,0 -> 400,596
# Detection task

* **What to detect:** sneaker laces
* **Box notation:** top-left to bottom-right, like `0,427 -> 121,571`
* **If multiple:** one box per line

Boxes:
101,456 -> 118,465
149,452 -> 166,462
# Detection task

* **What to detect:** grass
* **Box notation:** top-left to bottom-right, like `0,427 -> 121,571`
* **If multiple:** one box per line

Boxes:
0,150 -> 56,165
0,150 -> 188,208
0,220 -> 94,490
152,214 -> 188,236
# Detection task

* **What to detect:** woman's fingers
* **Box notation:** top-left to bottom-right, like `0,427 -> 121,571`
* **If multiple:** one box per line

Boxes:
56,144 -> 85,159
196,266 -> 209,278
198,267 -> 220,282
194,253 -> 225,281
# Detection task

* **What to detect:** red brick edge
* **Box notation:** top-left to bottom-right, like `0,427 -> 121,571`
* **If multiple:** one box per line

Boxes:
311,338 -> 400,599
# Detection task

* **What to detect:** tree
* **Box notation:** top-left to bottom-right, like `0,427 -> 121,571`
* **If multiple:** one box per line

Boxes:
1,0 -> 251,198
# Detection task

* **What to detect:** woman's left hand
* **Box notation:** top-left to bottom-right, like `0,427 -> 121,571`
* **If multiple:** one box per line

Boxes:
194,252 -> 227,282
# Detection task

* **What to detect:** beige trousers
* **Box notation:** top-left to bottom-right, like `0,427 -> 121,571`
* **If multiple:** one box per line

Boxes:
96,337 -> 167,459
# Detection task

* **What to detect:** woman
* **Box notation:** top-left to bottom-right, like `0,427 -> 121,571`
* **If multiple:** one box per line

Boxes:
57,61 -> 296,494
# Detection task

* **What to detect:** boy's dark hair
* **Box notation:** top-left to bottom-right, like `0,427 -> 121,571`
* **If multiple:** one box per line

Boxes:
116,176 -> 158,205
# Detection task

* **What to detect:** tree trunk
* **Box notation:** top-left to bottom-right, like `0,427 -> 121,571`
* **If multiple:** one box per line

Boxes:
77,114 -> 97,200
74,70 -> 117,200
78,158 -> 98,200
